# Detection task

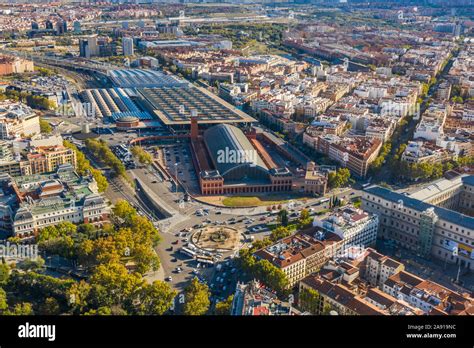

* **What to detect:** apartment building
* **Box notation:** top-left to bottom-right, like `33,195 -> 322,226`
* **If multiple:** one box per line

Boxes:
299,247 -> 472,315
298,254 -> 421,315
0,102 -> 40,139
253,230 -> 342,287
312,205 -> 379,251
303,132 -> 382,178
0,136 -> 76,177
254,207 -> 379,287
363,249 -> 405,288
383,270 -> 474,315
231,280 -> 296,316
329,137 -> 382,178
24,145 -> 77,175
122,37 -> 134,56
0,56 -> 34,76
402,141 -> 453,164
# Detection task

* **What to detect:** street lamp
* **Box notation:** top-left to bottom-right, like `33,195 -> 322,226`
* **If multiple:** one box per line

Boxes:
174,163 -> 178,194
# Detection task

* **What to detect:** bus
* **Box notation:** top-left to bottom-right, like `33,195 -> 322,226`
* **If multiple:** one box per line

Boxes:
180,247 -> 196,258
318,198 -> 330,205
196,256 -> 214,266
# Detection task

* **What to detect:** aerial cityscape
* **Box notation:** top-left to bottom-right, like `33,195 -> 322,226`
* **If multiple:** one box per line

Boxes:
0,0 -> 472,335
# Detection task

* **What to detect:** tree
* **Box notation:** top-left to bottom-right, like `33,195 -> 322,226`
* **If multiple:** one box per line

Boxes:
0,287 -> 7,312
451,96 -> 463,103
299,287 -> 320,314
254,259 -> 289,295
7,302 -> 34,315
269,226 -> 291,242
26,94 -> 54,110
38,221 -> 77,242
113,200 -> 137,222
456,156 -> 474,167
183,278 -> 210,316
63,140 -> 90,175
131,146 -> 153,165
370,142 -> 392,173
132,244 -> 160,275
17,257 -> 45,272
41,297 -> 60,315
131,281 -> 176,315
84,306 -> 113,316
278,209 -> 289,226
67,280 -> 91,314
0,262 -> 10,286
90,168 -> 108,192
249,238 -> 273,251
39,118 -> 52,134
215,295 -> 234,315
89,262 -> 143,308
77,223 -> 97,236
328,168 -> 351,189
298,209 -> 312,228
85,139 -> 126,178
322,302 -> 333,315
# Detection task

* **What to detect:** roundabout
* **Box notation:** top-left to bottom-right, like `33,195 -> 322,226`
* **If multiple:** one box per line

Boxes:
191,226 -> 242,252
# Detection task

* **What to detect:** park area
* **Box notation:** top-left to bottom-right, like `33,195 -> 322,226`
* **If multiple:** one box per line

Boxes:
197,193 -> 311,207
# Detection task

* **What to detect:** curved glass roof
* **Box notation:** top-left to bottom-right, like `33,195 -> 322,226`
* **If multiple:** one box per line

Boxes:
203,124 -> 268,178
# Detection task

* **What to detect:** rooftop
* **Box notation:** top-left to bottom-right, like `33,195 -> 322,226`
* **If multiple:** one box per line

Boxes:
364,184 -> 474,230
109,69 -> 186,88
138,86 -> 255,126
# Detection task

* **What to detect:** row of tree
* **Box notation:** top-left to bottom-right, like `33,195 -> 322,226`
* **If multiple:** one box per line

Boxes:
130,146 -> 153,165
0,90 -> 55,110
370,142 -> 392,173
63,140 -> 108,193
85,139 -> 126,179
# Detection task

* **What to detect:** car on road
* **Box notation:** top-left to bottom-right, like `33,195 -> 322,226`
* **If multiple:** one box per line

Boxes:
165,276 -> 172,282
175,267 -> 182,273
216,211 -> 222,215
